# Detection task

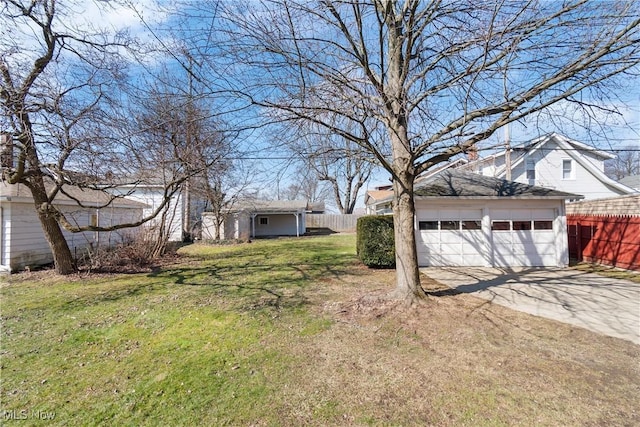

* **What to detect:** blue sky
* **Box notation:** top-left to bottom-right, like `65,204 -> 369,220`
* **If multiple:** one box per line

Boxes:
5,0 -> 638,209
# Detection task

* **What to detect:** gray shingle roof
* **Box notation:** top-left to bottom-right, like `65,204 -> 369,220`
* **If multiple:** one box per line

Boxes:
230,199 -> 309,213
413,170 -> 582,199
1,180 -> 147,208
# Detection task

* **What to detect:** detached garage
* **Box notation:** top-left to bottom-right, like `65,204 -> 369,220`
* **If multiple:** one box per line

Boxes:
410,170 -> 581,267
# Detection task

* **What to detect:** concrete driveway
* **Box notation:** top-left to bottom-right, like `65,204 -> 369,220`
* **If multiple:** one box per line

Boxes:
421,267 -> 640,345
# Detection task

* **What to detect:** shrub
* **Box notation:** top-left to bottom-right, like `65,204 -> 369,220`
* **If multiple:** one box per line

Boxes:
356,215 -> 395,268
78,228 -> 171,273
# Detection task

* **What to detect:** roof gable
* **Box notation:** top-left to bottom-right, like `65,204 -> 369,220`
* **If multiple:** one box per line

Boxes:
508,133 -> 613,159
365,189 -> 393,203
459,133 -> 634,196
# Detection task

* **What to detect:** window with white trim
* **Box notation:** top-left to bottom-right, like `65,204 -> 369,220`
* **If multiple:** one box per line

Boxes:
526,159 -> 536,182
562,159 -> 573,180
418,221 -> 438,230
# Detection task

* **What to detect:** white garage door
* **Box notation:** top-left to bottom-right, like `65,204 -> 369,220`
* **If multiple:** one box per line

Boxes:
416,208 -> 486,267
416,207 -> 558,267
491,209 -> 556,267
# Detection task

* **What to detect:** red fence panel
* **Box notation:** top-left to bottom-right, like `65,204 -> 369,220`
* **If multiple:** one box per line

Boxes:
567,214 -> 640,271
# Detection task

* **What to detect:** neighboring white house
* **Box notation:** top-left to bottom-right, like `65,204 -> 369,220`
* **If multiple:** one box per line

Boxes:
202,200 -> 308,240
112,182 -> 208,242
459,133 -> 637,200
371,169 -> 581,268
0,181 -> 146,272
364,188 -> 393,215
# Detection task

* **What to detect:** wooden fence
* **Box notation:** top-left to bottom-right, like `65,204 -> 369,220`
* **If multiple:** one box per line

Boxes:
306,214 -> 363,233
567,215 -> 640,271
565,195 -> 639,270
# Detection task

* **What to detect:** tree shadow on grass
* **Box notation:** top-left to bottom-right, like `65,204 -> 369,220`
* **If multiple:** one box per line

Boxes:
146,253 -> 361,313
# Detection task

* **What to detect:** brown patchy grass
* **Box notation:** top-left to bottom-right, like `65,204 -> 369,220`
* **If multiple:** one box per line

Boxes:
289,267 -> 640,426
571,261 -> 640,284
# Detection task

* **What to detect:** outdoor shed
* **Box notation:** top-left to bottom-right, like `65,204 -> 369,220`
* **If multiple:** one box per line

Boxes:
396,170 -> 582,267
1,181 -> 146,272
202,200 -> 308,240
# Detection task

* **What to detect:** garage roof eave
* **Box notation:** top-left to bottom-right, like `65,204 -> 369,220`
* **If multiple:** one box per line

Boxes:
414,195 -> 584,200
406,170 -> 584,201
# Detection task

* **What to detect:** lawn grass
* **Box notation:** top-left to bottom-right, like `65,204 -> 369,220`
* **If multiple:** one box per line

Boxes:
1,234 -> 639,426
571,261 -> 640,284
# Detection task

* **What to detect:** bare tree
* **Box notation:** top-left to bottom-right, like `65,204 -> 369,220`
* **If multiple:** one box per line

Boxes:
129,49 -> 239,246
288,120 -> 376,213
0,1 -> 214,273
212,0 -> 640,303
0,0 -> 138,273
605,146 -> 640,180
281,164 -> 331,204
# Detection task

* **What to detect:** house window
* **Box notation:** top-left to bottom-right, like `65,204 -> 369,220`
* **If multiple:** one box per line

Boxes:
89,213 -> 98,227
259,217 -> 268,225
526,159 -> 536,181
562,159 -> 573,179
440,220 -> 460,230
418,221 -> 438,230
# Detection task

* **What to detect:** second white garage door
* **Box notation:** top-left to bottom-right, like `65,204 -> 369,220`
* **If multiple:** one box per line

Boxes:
490,209 -> 557,267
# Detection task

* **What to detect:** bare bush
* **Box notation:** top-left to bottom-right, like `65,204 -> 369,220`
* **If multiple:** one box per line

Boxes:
78,229 -> 175,273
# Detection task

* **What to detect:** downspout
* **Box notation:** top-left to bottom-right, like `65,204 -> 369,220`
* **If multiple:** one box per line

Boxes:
95,208 -> 100,249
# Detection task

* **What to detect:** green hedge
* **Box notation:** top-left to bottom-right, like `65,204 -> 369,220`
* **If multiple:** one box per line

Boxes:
356,215 -> 395,268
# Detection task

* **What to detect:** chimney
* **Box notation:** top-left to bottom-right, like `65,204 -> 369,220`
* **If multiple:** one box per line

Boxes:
467,143 -> 479,161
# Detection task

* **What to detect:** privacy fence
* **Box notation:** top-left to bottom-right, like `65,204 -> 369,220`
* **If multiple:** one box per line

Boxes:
566,195 -> 640,271
306,214 -> 363,233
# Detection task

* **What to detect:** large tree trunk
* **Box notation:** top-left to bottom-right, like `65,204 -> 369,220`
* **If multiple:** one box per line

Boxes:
390,168 -> 425,303
31,185 -> 77,275
382,2 -> 425,303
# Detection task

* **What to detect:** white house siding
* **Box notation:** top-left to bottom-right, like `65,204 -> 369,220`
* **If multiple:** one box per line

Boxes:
415,199 -> 567,268
508,141 -> 621,200
202,212 -> 251,241
115,187 -> 184,241
1,204 -> 11,272
1,201 -> 141,271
